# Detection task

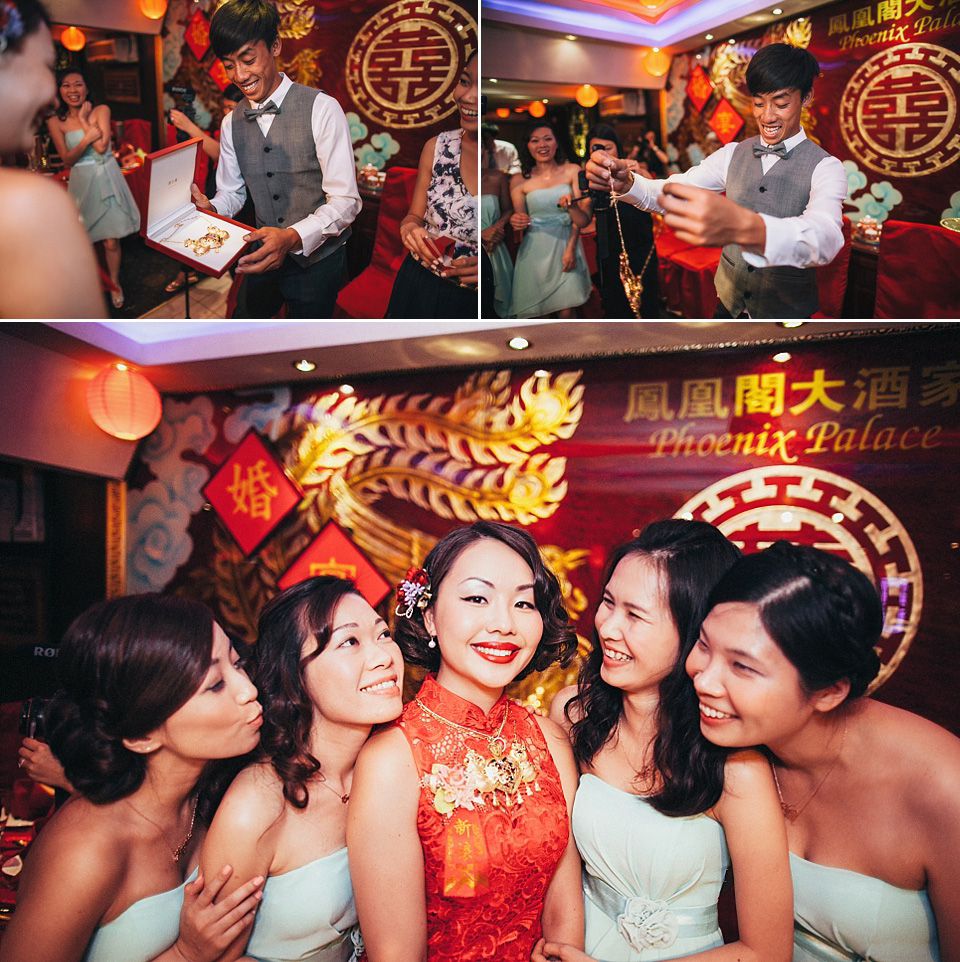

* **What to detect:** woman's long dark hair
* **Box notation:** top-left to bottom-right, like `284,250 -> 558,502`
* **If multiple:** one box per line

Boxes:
45,593 -> 215,805
567,519 -> 741,816
250,576 -> 362,809
518,121 -> 567,178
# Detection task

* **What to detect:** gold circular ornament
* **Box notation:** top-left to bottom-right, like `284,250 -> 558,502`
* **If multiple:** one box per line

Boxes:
345,0 -> 477,129
675,465 -> 923,692
840,43 -> 960,178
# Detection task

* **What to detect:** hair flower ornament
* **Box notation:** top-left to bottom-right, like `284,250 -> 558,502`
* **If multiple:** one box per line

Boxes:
396,566 -> 432,618
0,1 -> 25,56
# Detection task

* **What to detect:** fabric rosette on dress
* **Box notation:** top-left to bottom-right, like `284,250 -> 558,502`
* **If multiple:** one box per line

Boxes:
616,897 -> 680,954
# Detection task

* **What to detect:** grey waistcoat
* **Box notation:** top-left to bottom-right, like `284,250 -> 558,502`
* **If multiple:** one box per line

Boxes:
231,83 -> 349,267
714,135 -> 829,318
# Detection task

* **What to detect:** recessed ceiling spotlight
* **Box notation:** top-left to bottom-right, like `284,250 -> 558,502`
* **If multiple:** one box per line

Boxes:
293,359 -> 316,372
653,46 -> 660,51
696,53 -> 702,59
565,33 -> 577,40
772,6 -> 782,13
773,351 -> 791,363
779,321 -> 804,328
534,369 -> 550,377
705,33 -> 713,39
490,78 -> 498,83
508,336 -> 531,351
340,383 -> 355,395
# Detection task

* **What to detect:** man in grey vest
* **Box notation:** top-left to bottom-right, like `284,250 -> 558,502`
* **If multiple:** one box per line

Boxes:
586,44 -> 846,319
192,0 -> 360,317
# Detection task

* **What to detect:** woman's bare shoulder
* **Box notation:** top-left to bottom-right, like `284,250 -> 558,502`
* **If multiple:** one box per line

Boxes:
547,685 -> 579,729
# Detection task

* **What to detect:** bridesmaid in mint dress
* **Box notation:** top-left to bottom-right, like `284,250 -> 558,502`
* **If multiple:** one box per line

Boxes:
481,132 -> 514,317
687,542 -> 959,962
509,122 -> 591,318
0,594 -> 265,962
539,520 -> 794,962
200,577 -> 405,962
47,69 -> 140,310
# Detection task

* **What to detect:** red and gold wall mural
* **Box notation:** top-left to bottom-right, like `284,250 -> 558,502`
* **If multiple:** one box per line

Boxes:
161,0 -> 477,169
661,0 -> 960,225
125,328 -> 960,732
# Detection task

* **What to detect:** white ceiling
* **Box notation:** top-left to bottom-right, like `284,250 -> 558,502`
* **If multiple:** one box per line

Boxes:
4,321 -> 926,395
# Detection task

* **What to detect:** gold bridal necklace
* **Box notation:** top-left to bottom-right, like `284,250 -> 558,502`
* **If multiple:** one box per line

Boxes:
771,720 -> 847,823
609,188 -> 655,318
124,794 -> 198,863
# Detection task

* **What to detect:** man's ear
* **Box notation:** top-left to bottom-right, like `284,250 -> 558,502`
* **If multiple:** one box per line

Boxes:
271,36 -> 281,59
802,89 -> 814,107
810,677 -> 850,714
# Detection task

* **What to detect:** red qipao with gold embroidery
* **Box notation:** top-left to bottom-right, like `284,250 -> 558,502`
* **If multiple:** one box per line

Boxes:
397,675 -> 569,961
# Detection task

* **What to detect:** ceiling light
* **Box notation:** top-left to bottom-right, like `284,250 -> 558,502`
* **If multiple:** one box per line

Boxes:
293,359 -> 316,372
773,351 -> 791,363
566,33 -> 577,39
508,336 -> 531,350
534,369 -> 550,377
772,6 -> 783,12
340,384 -> 355,395
780,320 -> 804,328
705,33 -> 713,39
490,78 -> 498,83
696,54 -> 702,59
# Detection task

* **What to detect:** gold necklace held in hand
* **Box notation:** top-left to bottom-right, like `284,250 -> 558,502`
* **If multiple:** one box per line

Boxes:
415,697 -> 540,814
610,191 -> 655,318
124,794 -> 198,863
771,721 -> 847,823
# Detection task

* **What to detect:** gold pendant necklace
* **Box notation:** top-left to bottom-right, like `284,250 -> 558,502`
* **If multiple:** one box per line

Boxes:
610,191 -> 655,318
771,721 -> 847,823
184,224 -> 229,256
415,697 -> 540,814
124,794 -> 198,863
317,777 -> 349,804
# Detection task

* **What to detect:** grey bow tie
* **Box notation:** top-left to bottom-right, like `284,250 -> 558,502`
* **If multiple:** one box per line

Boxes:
244,100 -> 280,122
753,142 -> 787,159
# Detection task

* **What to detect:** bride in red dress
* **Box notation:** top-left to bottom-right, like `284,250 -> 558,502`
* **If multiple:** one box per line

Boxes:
348,521 -> 584,961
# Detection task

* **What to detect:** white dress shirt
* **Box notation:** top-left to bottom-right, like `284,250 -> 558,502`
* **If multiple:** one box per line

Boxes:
620,129 -> 846,269
212,74 -> 361,258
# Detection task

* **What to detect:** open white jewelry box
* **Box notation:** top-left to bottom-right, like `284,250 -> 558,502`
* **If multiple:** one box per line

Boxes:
140,137 -> 250,277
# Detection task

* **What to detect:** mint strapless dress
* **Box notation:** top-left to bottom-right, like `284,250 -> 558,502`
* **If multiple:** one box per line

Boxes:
573,774 -> 729,960
82,869 -> 196,962
65,129 -> 140,243
509,184 -> 590,317
791,852 -> 940,962
481,192 -> 513,318
246,847 -> 359,962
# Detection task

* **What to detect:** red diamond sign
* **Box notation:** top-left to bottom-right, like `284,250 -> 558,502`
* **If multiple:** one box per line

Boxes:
185,9 -> 210,62
209,59 -> 230,92
203,429 -> 303,555
686,65 -> 714,113
709,97 -> 745,145
278,520 -> 391,608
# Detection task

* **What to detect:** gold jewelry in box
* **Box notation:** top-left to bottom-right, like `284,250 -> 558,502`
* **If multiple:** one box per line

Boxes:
184,224 -> 230,256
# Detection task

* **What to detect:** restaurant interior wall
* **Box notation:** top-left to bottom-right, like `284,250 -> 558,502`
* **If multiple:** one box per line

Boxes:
118,327 -> 960,736
161,0 -> 477,170
660,0 -> 960,225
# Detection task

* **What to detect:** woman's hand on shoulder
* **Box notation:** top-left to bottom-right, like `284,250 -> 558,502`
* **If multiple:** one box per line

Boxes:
172,866 -> 264,962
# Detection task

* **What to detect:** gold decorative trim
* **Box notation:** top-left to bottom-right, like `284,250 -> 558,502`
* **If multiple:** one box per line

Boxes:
106,480 -> 126,599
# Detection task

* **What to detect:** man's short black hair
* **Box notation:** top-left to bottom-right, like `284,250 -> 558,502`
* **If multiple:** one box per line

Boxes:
745,42 -> 820,98
210,0 -> 280,60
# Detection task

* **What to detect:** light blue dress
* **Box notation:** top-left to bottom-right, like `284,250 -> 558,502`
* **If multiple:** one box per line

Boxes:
246,847 -> 359,962
82,869 -> 196,962
65,129 -> 140,243
481,192 -> 513,318
573,774 -> 729,960
509,184 -> 590,317
791,853 -> 940,962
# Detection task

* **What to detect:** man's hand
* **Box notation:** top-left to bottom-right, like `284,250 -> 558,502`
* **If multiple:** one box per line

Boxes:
659,181 -> 766,251
585,150 -> 633,193
236,226 -> 302,273
191,183 -> 216,213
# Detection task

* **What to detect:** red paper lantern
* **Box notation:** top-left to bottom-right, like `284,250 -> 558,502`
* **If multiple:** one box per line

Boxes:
576,84 -> 598,108
86,363 -> 162,441
139,0 -> 168,20
496,107 -> 510,118
529,101 -> 546,118
60,26 -> 86,51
